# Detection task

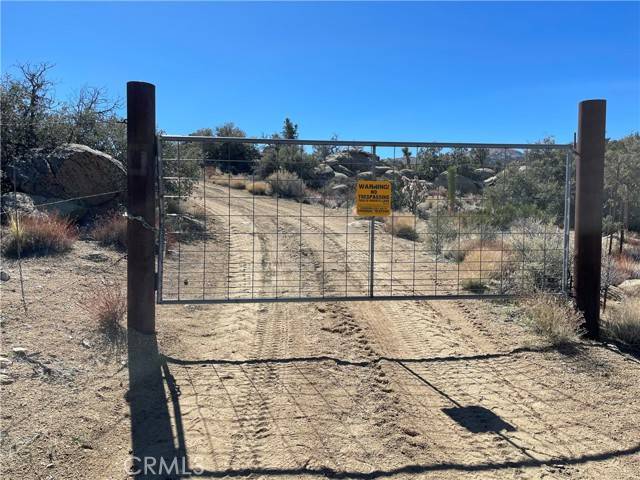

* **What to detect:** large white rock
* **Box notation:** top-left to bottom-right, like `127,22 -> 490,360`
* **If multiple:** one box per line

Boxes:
7,144 -> 125,207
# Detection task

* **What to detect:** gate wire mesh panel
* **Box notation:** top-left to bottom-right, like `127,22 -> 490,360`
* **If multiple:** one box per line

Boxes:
157,136 -> 572,303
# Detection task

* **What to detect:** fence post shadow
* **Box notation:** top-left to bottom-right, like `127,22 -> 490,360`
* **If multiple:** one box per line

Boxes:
127,329 -> 186,478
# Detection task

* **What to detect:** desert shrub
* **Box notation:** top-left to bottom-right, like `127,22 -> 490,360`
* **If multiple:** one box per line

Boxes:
508,217 -> 564,292
444,247 -> 466,263
84,286 -> 126,346
210,175 -> 246,188
483,141 -> 568,227
166,198 -> 206,219
461,212 -> 499,243
523,293 -> 583,345
604,297 -> 640,347
91,212 -> 127,251
613,253 -> 640,281
165,198 -> 207,242
627,241 -> 640,262
246,180 -> 272,196
425,209 -> 458,255
384,214 -> 419,241
158,139 -> 201,197
461,278 -> 487,294
3,213 -> 76,257
266,169 -> 306,199
458,240 -> 506,281
416,196 -> 438,218
602,253 -> 629,295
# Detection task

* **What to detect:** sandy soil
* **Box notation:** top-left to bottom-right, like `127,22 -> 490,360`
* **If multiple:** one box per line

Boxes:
1,182 -> 639,479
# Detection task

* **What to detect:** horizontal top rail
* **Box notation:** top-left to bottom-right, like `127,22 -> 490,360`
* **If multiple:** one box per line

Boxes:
159,135 -> 573,150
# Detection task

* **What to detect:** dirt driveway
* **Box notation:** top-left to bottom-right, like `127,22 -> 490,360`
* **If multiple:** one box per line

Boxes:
1,181 -> 639,479
151,182 -> 640,478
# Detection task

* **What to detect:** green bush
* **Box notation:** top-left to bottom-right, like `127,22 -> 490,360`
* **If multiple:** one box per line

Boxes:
482,141 -> 567,228
266,169 -> 306,199
256,145 -> 318,184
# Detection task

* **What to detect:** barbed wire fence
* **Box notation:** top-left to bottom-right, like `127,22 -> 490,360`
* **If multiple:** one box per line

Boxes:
3,171 -> 127,312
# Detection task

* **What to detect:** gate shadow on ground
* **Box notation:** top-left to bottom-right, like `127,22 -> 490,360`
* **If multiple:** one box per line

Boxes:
129,342 -> 640,479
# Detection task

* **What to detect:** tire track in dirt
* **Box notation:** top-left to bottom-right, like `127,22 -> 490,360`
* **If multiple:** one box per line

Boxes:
176,184 -> 618,477
199,184 -> 427,470
200,184 -> 367,469
268,195 -> 453,466
189,185 -> 283,468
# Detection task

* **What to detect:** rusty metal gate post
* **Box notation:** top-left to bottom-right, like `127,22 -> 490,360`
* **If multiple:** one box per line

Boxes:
127,81 -> 157,334
574,99 -> 606,339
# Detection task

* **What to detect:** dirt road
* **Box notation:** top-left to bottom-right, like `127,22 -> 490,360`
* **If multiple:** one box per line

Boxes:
153,183 -> 640,478
1,181 -> 638,479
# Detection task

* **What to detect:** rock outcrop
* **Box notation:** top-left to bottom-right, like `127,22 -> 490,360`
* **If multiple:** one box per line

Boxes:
326,150 -> 379,173
434,172 -> 481,195
7,144 -> 125,208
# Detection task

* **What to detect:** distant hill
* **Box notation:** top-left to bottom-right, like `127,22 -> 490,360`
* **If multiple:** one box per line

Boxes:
486,148 -> 525,166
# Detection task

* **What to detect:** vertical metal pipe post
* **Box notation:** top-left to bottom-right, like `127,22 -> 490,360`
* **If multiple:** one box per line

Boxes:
574,99 -> 606,339
127,81 -> 157,334
561,150 -> 571,294
156,136 -> 165,304
368,145 -> 377,297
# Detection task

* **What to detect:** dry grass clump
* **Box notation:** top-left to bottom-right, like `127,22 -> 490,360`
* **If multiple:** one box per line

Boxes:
229,178 -> 247,189
3,213 -> 76,257
266,170 -> 306,199
209,175 -> 226,185
210,175 -> 247,189
523,293 -> 583,345
91,212 -> 127,251
458,240 -> 506,280
246,180 -> 272,195
604,297 -> 640,348
84,286 -> 126,346
612,253 -> 640,282
383,214 -> 419,241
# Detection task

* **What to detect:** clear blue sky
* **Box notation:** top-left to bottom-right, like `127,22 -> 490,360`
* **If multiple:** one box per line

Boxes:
2,1 -> 639,142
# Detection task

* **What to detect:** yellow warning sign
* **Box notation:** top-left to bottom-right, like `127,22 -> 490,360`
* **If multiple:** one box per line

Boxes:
356,180 -> 392,216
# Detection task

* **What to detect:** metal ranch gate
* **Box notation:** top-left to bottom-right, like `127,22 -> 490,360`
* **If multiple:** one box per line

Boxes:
155,135 -> 573,305
125,82 -> 606,337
